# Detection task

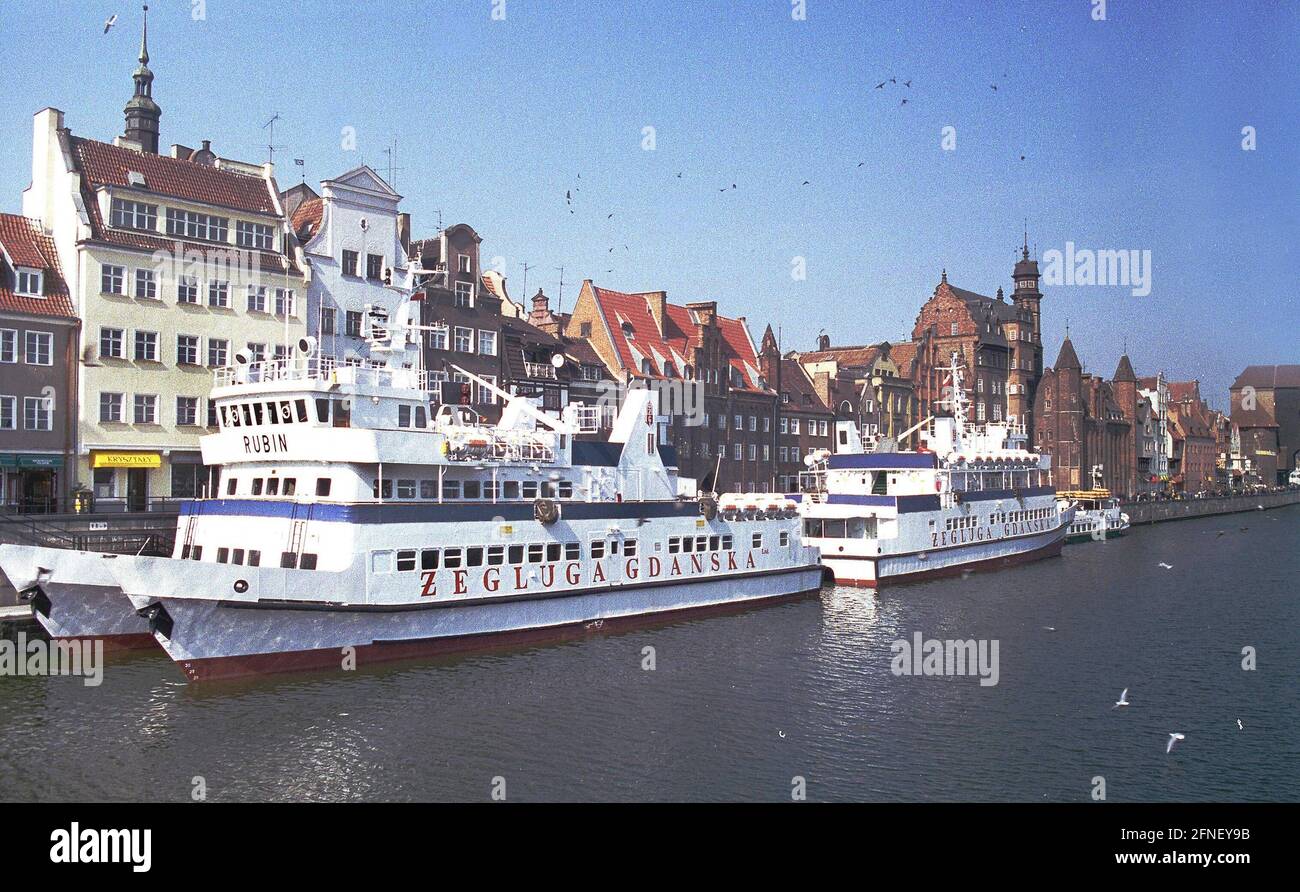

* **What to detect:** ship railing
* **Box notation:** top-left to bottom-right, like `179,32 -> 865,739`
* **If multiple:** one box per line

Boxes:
523,361 -> 557,380
214,359 -> 438,392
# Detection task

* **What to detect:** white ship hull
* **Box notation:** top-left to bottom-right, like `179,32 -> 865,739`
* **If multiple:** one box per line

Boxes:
0,545 -> 156,649
118,562 -> 823,681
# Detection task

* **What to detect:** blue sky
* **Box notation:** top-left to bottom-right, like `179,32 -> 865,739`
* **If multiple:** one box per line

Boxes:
2,0 -> 1296,407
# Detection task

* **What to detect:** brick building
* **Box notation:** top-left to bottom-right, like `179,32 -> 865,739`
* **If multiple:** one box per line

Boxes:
1229,365 -> 1300,485
758,328 -> 834,491
1165,380 -> 1219,493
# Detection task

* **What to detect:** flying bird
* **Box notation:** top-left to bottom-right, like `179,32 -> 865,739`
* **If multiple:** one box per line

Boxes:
875,82 -> 886,89
900,98 -> 909,106
1113,688 -> 1130,708
990,84 -> 999,91
801,180 -> 810,186
104,14 -> 117,33
857,161 -> 865,167
1158,562 -> 1173,570
1237,718 -> 1243,730
903,79 -> 912,88
889,77 -> 896,84
1166,732 -> 1185,754
607,213 -> 614,219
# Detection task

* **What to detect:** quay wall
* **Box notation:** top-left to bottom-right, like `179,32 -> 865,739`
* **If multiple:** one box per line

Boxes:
1121,490 -> 1300,526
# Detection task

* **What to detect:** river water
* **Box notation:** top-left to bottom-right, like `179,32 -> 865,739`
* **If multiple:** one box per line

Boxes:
1,505 -> 1296,802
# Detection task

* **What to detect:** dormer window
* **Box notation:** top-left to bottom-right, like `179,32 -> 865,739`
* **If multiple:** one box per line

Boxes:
111,198 -> 158,232
15,268 -> 42,297
621,321 -> 634,338
663,360 -> 676,377
127,171 -> 146,187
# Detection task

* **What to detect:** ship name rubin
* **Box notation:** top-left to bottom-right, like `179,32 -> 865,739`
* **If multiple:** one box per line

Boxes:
242,433 -> 290,455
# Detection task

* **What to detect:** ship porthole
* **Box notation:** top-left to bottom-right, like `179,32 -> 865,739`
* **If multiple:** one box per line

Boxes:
233,579 -> 249,594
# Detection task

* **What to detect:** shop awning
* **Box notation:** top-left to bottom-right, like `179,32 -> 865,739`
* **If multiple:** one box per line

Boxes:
0,453 -> 64,468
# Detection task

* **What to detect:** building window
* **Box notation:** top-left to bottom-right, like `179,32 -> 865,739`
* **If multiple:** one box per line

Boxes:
176,334 -> 199,365
101,264 -> 125,295
791,418 -> 800,435
748,415 -> 756,432
208,338 -> 229,368
246,285 -> 267,313
342,250 -> 359,276
274,288 -> 294,316
246,342 -> 267,364
132,330 -> 158,362
345,311 -> 363,337
15,269 -> 42,296
208,280 -> 230,307
428,323 -> 448,351
176,276 -> 199,304
176,396 -> 199,427
734,414 -> 742,430
166,208 -> 228,242
171,462 -> 206,498
134,269 -> 157,300
235,221 -> 274,250
475,375 -> 498,405
110,198 -> 157,231
320,308 -> 335,335
454,326 -> 473,352
22,397 -> 52,434
0,395 -> 15,430
455,280 -> 473,307
478,330 -> 496,356
207,399 -> 218,428
99,392 -> 124,423
133,394 -> 159,424
579,322 -> 592,337
366,253 -> 384,280
950,322 -> 958,336
93,468 -> 115,498
24,331 -> 52,365
99,327 -> 125,359
733,443 -> 743,460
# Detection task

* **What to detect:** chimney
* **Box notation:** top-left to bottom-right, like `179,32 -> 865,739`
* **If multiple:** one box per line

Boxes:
193,140 -> 216,166
397,212 -> 411,253
645,291 -> 668,336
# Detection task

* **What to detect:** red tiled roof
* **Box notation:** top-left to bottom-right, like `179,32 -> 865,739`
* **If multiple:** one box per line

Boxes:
291,197 -> 323,239
589,285 -> 765,391
1231,365 -> 1300,390
780,358 -> 832,413
72,137 -> 278,215
0,214 -> 75,319
1166,380 -> 1201,404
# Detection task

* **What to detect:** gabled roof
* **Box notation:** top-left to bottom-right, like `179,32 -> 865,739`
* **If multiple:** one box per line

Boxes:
1231,365 -> 1300,390
588,284 -> 766,391
290,197 -> 323,240
793,343 -> 884,368
72,136 -> 278,215
780,357 -> 832,414
1166,380 -> 1201,404
0,214 -> 75,319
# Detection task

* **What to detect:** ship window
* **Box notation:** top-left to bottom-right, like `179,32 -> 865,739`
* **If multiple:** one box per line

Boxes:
694,536 -> 706,552
442,480 -> 460,500
528,543 -> 544,563
443,548 -> 462,569
722,535 -> 733,550
668,537 -> 680,554
871,473 -> 888,495
467,547 -> 484,567
227,478 -> 237,496
315,399 -> 330,423
420,480 -> 436,499
279,401 -> 293,424
249,550 -> 261,567
252,479 -> 264,496
609,539 -> 620,556
779,531 -> 790,546
264,402 -> 278,424
522,481 -> 538,499
217,547 -> 229,563
508,545 -> 524,564
484,481 -> 498,501
332,399 -> 350,428
266,478 -> 280,496
624,539 -> 637,557
708,536 -> 719,551
295,399 -> 308,422
283,478 -> 296,496
546,543 -> 561,562
284,552 -> 300,569
540,481 -> 556,498
558,481 -> 573,499
397,479 -> 416,499
316,477 -> 332,497
682,536 -> 694,553
232,549 -> 245,565
752,532 -> 763,549
181,544 -> 191,559
823,520 -> 846,538
504,481 -> 520,500
241,404 -> 254,426
191,546 -> 202,561
399,405 -> 412,427
421,549 -> 439,570
590,540 -> 605,559
564,543 -> 580,561
396,550 -> 417,572
416,406 -> 427,427
463,481 -> 481,499
487,545 -> 505,566
300,553 -> 318,570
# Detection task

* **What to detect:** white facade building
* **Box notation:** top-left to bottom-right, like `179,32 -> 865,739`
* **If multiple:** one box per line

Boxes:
289,167 -> 415,368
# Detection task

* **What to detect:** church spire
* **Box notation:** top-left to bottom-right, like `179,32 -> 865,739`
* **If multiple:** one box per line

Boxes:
123,4 -> 161,154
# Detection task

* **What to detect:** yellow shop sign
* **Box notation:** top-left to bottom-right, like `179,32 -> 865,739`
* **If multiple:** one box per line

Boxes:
91,452 -> 162,468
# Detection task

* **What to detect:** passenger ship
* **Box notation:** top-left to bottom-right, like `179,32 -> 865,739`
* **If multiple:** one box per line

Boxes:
794,356 -> 1074,587
1,301 -> 821,680
1057,489 -> 1129,543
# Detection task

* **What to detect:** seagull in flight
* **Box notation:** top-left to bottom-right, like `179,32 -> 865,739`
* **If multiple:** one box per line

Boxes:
1158,562 -> 1173,570
1113,688 -> 1130,708
1166,732 -> 1185,754
875,81 -> 886,89
104,14 -> 117,33
1237,718 -> 1243,730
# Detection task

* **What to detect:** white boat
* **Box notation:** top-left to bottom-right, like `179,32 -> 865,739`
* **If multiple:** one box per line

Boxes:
1,300 -> 821,680
1058,489 -> 1130,543
794,354 -> 1073,587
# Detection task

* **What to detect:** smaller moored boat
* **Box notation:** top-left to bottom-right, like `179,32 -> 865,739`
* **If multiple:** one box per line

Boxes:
1058,489 -> 1129,543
